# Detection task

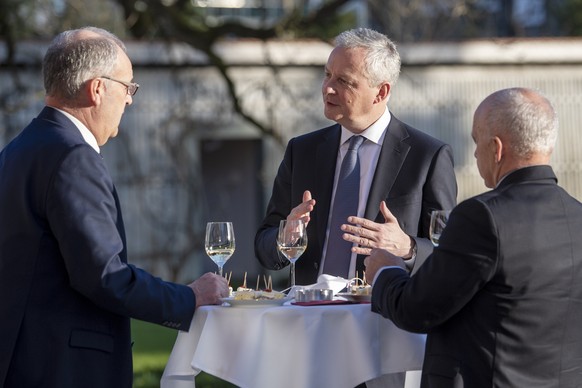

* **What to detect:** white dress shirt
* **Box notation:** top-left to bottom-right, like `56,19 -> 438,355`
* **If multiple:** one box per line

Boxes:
319,107 -> 392,279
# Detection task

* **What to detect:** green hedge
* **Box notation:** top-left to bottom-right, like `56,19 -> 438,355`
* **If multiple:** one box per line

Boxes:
131,319 -> 236,388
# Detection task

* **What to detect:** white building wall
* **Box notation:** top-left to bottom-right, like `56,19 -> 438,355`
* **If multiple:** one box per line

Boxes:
2,38 -> 582,282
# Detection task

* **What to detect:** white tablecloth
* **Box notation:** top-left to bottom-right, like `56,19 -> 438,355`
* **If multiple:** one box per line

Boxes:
161,302 -> 425,388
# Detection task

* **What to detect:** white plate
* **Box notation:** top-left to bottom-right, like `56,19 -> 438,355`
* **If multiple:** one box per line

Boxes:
335,292 -> 371,303
220,297 -> 292,307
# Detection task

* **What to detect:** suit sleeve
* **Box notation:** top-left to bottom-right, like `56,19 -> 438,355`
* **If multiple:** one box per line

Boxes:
411,143 -> 457,272
254,139 -> 295,270
372,198 -> 497,333
46,145 -> 196,330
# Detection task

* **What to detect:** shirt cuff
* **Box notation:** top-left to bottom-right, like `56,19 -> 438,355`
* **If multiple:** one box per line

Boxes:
403,241 -> 418,271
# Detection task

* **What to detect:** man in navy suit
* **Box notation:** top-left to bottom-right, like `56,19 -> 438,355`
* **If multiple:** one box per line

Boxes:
365,87 -> 582,387
255,28 -> 457,286
0,27 -> 228,387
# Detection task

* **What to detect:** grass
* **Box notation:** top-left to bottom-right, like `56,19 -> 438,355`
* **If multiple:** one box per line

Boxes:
131,319 -> 236,388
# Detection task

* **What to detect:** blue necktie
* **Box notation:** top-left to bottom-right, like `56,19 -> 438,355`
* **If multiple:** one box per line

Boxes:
323,135 -> 365,278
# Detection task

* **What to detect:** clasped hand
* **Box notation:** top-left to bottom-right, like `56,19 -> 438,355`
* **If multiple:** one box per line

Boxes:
363,248 -> 407,284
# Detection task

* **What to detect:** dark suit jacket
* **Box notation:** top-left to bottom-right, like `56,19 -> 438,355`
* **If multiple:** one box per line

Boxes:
372,166 -> 582,387
0,107 -> 196,387
255,116 -> 457,285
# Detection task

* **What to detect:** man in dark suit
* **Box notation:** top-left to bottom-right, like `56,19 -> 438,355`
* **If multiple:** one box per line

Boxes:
0,27 -> 228,388
365,87 -> 582,387
255,28 -> 457,286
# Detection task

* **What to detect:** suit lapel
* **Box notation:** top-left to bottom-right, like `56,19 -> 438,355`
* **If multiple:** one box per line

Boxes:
111,185 -> 128,263
315,124 -> 341,246
365,118 -> 411,221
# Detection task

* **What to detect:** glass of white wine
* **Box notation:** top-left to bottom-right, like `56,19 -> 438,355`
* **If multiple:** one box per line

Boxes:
429,210 -> 450,247
205,222 -> 235,277
277,219 -> 307,287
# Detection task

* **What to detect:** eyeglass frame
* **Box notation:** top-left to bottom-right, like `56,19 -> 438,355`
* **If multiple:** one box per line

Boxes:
100,75 -> 139,96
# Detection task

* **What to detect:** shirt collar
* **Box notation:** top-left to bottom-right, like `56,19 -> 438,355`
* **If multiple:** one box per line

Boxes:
52,107 -> 100,154
340,106 -> 391,145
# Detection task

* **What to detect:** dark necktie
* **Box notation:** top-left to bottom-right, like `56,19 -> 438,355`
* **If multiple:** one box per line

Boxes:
323,135 -> 365,278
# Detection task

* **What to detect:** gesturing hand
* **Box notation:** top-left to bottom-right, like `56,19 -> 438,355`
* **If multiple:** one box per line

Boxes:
286,190 -> 316,227
341,201 -> 414,258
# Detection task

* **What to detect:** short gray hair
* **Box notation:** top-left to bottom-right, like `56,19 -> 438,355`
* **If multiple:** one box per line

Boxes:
42,27 -> 126,101
334,28 -> 401,87
485,87 -> 558,157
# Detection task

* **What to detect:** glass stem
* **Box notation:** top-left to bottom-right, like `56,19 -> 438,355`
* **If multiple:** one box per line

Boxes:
218,266 -> 223,277
290,262 -> 295,287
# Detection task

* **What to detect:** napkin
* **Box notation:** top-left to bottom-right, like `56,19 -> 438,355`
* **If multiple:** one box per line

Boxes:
288,274 -> 349,298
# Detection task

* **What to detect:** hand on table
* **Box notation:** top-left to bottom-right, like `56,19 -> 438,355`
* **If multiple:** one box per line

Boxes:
189,272 -> 229,308
341,201 -> 414,258
364,248 -> 407,284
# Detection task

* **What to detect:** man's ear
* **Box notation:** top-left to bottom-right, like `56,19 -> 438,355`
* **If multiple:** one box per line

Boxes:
88,77 -> 106,106
374,82 -> 391,104
492,136 -> 503,163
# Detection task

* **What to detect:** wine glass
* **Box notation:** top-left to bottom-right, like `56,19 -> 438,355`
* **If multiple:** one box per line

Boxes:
277,219 -> 308,287
205,222 -> 235,277
429,210 -> 450,247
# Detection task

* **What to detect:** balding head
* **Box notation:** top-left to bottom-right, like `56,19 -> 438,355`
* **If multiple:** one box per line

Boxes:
49,27 -> 126,51
476,87 -> 558,159
42,27 -> 126,103
472,87 -> 558,188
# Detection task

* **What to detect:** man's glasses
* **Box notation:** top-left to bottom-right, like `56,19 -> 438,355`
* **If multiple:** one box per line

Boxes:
101,76 -> 139,96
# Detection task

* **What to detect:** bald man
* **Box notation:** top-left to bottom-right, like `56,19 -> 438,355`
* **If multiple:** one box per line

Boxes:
365,88 -> 582,387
